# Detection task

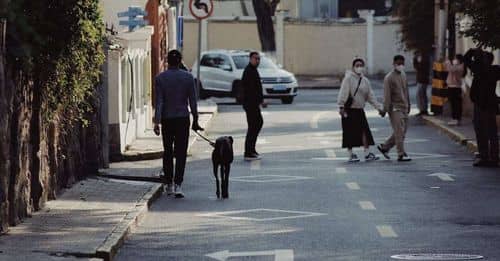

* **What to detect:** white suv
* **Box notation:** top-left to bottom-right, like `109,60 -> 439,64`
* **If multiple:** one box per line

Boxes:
191,50 -> 298,104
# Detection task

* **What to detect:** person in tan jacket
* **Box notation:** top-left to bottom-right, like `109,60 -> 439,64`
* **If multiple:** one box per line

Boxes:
377,55 -> 412,162
338,58 -> 385,163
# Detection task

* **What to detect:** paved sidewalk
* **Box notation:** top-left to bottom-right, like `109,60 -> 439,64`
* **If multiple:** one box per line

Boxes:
422,114 -> 480,154
120,99 -> 217,162
0,177 -> 163,261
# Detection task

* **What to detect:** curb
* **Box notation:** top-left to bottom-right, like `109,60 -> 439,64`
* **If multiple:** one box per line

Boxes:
95,183 -> 163,261
421,115 -> 478,154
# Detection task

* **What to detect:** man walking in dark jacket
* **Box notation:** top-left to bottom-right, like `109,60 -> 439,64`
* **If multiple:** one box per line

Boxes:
154,50 -> 204,197
242,51 -> 267,161
413,51 -> 431,116
464,48 -> 500,167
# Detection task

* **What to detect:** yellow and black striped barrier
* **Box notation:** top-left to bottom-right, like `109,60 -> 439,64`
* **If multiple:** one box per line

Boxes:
431,62 -> 448,115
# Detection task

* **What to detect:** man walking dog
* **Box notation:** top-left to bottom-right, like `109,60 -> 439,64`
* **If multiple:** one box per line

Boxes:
242,51 -> 267,161
154,50 -> 204,198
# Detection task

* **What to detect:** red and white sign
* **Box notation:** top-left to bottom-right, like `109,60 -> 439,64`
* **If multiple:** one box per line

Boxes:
189,0 -> 214,20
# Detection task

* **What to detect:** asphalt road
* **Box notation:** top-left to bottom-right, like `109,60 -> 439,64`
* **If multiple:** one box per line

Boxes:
116,85 -> 500,261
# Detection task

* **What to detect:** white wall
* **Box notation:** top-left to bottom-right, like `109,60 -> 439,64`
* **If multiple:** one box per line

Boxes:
182,18 -> 414,76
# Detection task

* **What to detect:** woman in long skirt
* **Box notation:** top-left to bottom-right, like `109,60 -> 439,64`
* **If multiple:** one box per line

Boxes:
337,58 -> 384,163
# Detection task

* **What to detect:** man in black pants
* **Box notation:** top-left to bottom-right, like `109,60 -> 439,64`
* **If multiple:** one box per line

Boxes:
242,52 -> 267,161
464,48 -> 500,167
154,50 -> 204,197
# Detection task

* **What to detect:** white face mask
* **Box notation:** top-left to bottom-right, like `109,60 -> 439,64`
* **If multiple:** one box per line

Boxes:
354,67 -> 364,74
417,56 -> 422,62
395,65 -> 405,72
452,59 -> 459,65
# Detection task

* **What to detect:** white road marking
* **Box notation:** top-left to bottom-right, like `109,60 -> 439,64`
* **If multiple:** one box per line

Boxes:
359,201 -> 376,210
428,173 -> 455,182
376,225 -> 398,238
325,149 -> 337,158
250,160 -> 261,170
335,167 -> 347,174
261,111 -> 270,116
346,182 -> 360,190
206,249 -> 294,261
257,138 -> 269,145
310,111 -> 330,129
230,175 -> 313,183
197,208 -> 327,222
320,140 -> 330,145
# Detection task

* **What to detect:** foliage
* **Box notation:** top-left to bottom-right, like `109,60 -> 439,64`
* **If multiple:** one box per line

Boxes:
460,0 -> 500,49
4,0 -> 105,125
397,0 -> 435,55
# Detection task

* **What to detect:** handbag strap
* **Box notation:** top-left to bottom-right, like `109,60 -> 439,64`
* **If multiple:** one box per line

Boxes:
352,77 -> 363,97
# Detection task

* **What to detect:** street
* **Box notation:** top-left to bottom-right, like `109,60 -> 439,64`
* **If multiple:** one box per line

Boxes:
115,86 -> 500,261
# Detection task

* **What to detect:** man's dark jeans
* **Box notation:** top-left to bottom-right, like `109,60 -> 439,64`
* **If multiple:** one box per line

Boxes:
473,104 -> 499,162
244,104 -> 263,155
161,117 -> 190,185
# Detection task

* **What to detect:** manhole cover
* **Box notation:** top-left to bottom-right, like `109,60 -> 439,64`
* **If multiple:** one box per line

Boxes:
391,254 -> 484,260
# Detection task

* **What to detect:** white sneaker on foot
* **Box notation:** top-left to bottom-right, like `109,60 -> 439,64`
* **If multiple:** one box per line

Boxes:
174,184 -> 185,198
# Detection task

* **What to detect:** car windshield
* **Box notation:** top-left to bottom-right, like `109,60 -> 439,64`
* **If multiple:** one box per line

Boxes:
232,55 -> 278,70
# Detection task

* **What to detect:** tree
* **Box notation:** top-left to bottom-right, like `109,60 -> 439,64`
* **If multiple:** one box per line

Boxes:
398,0 -> 435,55
460,0 -> 500,49
252,0 -> 279,52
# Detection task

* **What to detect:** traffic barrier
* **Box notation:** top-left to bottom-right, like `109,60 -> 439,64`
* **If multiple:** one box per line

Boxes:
431,62 -> 448,114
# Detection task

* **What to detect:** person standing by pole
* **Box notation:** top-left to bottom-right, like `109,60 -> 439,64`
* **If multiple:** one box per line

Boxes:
242,51 -> 267,161
154,50 -> 204,198
445,54 -> 466,126
413,51 -> 431,116
378,55 -> 412,162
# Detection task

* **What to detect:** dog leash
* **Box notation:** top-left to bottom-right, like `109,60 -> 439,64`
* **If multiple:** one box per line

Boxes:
194,130 -> 215,147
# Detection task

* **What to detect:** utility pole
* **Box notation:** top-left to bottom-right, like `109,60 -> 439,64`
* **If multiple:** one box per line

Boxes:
434,0 -> 448,61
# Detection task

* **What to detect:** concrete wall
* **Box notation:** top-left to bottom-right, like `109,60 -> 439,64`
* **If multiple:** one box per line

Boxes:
182,18 -> 413,76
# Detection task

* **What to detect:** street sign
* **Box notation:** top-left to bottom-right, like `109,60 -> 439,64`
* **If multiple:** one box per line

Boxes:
206,249 -> 294,261
177,16 -> 184,49
117,6 -> 148,32
189,0 -> 214,20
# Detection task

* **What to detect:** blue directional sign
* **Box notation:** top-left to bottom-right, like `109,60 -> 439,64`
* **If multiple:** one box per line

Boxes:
177,16 -> 184,49
117,6 -> 148,32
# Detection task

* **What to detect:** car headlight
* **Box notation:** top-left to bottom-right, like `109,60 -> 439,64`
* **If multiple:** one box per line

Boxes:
281,76 -> 296,83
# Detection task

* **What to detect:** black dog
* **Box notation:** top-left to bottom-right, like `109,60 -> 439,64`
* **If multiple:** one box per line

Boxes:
212,136 -> 233,199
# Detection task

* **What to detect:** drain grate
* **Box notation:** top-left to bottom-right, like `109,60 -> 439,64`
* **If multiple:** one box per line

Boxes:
391,254 -> 484,260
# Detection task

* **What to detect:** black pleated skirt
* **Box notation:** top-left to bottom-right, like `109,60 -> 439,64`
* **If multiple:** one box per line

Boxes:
341,108 -> 375,148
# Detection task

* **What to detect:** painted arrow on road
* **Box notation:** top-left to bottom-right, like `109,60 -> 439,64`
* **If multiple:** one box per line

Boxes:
428,173 -> 456,181
206,249 -> 294,261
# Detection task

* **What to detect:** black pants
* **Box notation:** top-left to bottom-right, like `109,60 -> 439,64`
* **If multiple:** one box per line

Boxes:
244,105 -> 263,155
473,105 -> 499,162
448,88 -> 463,121
161,117 -> 190,185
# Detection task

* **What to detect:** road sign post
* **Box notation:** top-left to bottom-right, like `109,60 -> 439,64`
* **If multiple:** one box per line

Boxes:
189,0 -> 213,100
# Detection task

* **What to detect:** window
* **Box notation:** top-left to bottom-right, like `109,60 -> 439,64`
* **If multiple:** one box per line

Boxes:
300,0 -> 339,19
232,55 -> 278,70
200,54 -> 218,68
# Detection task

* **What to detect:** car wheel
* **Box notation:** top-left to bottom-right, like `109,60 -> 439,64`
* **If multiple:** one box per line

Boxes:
281,96 -> 294,104
197,80 -> 209,99
232,81 -> 243,104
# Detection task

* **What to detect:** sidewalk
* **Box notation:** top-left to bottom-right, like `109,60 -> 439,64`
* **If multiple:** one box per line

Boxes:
422,114 -> 479,154
120,99 -> 218,162
297,75 -> 341,89
0,176 -> 163,261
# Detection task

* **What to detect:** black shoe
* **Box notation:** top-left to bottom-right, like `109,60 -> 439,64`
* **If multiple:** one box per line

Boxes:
377,145 -> 390,159
398,153 -> 412,162
472,158 -> 489,167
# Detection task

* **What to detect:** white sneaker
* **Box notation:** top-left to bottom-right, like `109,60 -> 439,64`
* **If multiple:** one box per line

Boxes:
174,184 -> 185,198
348,154 -> 360,163
447,119 -> 459,126
165,183 -> 174,196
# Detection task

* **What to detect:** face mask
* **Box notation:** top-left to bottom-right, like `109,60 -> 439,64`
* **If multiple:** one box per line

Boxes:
395,65 -> 405,72
354,67 -> 364,74
452,59 -> 459,65
417,56 -> 422,62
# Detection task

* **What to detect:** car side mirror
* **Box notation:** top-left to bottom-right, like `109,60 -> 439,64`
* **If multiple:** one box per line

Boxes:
220,64 -> 232,71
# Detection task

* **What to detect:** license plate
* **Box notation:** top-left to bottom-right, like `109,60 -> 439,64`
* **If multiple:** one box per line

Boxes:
273,85 -> 287,91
